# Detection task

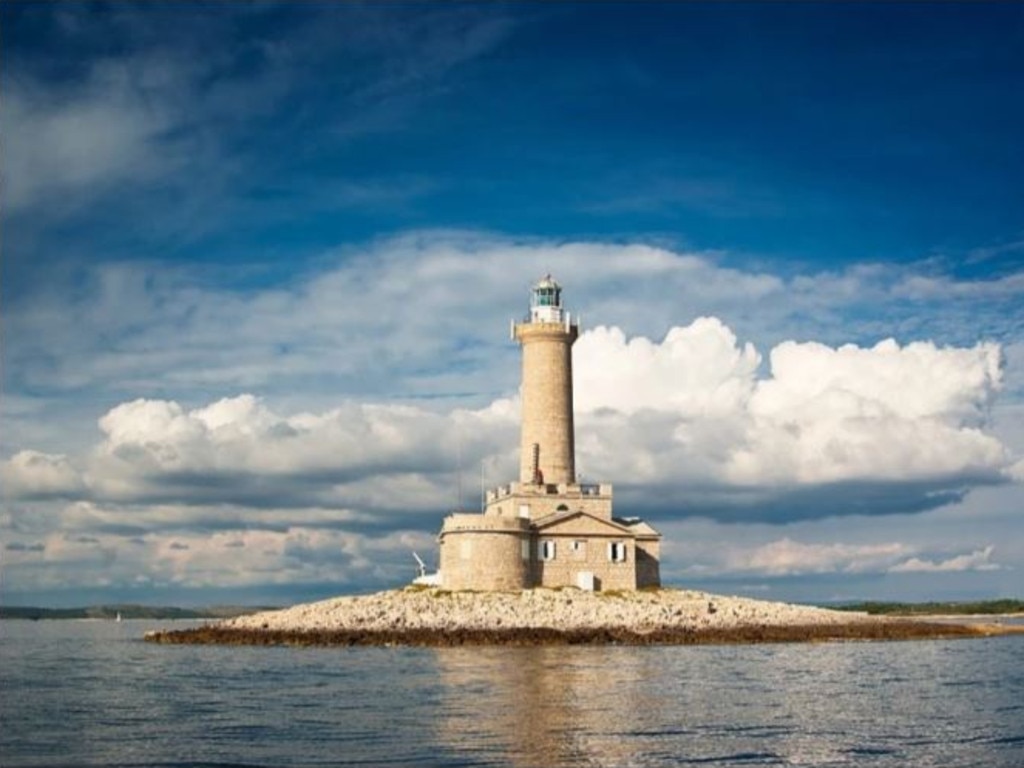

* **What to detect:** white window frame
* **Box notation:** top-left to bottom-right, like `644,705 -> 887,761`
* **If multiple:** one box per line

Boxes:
541,540 -> 556,561
608,541 -> 627,563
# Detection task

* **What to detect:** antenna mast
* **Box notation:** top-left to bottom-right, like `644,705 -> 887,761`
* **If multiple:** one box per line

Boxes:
455,427 -> 463,510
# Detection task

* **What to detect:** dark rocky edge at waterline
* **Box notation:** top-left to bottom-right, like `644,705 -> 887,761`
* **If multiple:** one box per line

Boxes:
145,620 -> 1005,647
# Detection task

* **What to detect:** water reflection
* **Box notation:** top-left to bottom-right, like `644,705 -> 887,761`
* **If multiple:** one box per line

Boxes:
431,640 -> 1024,768
433,646 -> 676,767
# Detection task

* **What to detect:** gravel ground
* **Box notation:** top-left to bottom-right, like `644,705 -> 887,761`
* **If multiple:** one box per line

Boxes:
218,587 -> 876,634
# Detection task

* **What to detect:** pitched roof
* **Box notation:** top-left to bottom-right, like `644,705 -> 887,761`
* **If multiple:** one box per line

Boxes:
614,516 -> 661,537
532,509 -> 634,536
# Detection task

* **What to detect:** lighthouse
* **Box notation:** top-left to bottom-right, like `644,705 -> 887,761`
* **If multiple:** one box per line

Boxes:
436,275 -> 661,592
514,275 -> 578,486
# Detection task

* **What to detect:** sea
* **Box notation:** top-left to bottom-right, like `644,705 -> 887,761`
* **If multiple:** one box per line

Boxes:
2,618 -> 1023,767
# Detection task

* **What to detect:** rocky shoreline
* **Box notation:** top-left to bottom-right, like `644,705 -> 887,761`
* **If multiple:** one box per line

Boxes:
144,587 -> 1019,647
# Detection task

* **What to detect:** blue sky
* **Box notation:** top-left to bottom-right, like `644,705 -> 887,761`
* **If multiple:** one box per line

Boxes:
2,2 -> 1023,606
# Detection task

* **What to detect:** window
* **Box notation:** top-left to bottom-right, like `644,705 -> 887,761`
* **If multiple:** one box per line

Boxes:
518,504 -> 530,519
541,540 -> 556,561
536,287 -> 558,306
608,541 -> 627,563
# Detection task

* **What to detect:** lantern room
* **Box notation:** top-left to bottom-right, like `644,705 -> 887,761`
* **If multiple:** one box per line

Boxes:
529,275 -> 564,323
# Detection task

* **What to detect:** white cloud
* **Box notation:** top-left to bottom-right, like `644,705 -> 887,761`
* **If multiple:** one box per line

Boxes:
3,232 -> 1022,598
895,272 -> 1024,302
2,525 -> 432,593
727,538 -> 911,577
672,536 -> 1002,579
0,451 -> 86,499
573,323 -> 1011,490
889,546 -> 1000,573
2,61 -> 182,212
2,6 -> 522,219
725,337 -> 1007,485
7,232 -> 1022,440
757,338 -> 1001,422
1,234 -> 790,426
574,319 -> 761,417
33,393 -> 513,517
4,316 -> 1016,519
93,394 -> 493,477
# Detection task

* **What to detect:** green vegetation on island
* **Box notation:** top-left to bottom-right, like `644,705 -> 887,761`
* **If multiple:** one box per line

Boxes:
0,604 -> 276,620
831,599 -> 1024,616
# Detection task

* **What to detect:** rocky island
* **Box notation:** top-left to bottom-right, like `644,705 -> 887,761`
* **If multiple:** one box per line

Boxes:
144,280 -> 1023,650
144,587 -> 1018,647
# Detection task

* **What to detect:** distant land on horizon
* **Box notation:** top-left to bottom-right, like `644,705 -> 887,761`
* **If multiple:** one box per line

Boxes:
830,599 -> 1024,616
0,604 -> 278,621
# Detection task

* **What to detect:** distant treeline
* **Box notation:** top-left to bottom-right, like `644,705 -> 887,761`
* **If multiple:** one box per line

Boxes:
0,604 -> 275,620
832,599 -> 1024,616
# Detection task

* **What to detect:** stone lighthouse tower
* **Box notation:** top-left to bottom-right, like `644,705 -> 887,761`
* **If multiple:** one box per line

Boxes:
514,275 -> 578,487
436,275 -> 662,592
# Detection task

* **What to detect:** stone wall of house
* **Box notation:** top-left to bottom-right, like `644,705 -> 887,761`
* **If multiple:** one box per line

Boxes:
634,538 -> 662,589
439,514 -> 530,591
438,508 -> 661,593
532,531 -> 638,591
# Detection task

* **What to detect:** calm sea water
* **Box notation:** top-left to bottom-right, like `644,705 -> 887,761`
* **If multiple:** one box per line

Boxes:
2,619 -> 1023,767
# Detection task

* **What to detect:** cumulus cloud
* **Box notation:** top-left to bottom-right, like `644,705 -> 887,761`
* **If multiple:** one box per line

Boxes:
574,319 -> 761,418
889,546 -> 1000,573
725,337 -> 1005,486
2,393 -> 518,537
0,450 -> 86,499
573,323 -> 1010,511
3,318 -> 1016,528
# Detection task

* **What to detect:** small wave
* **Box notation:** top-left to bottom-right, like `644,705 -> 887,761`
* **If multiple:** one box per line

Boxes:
988,734 -> 1024,746
676,752 -> 782,765
842,746 -> 899,756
